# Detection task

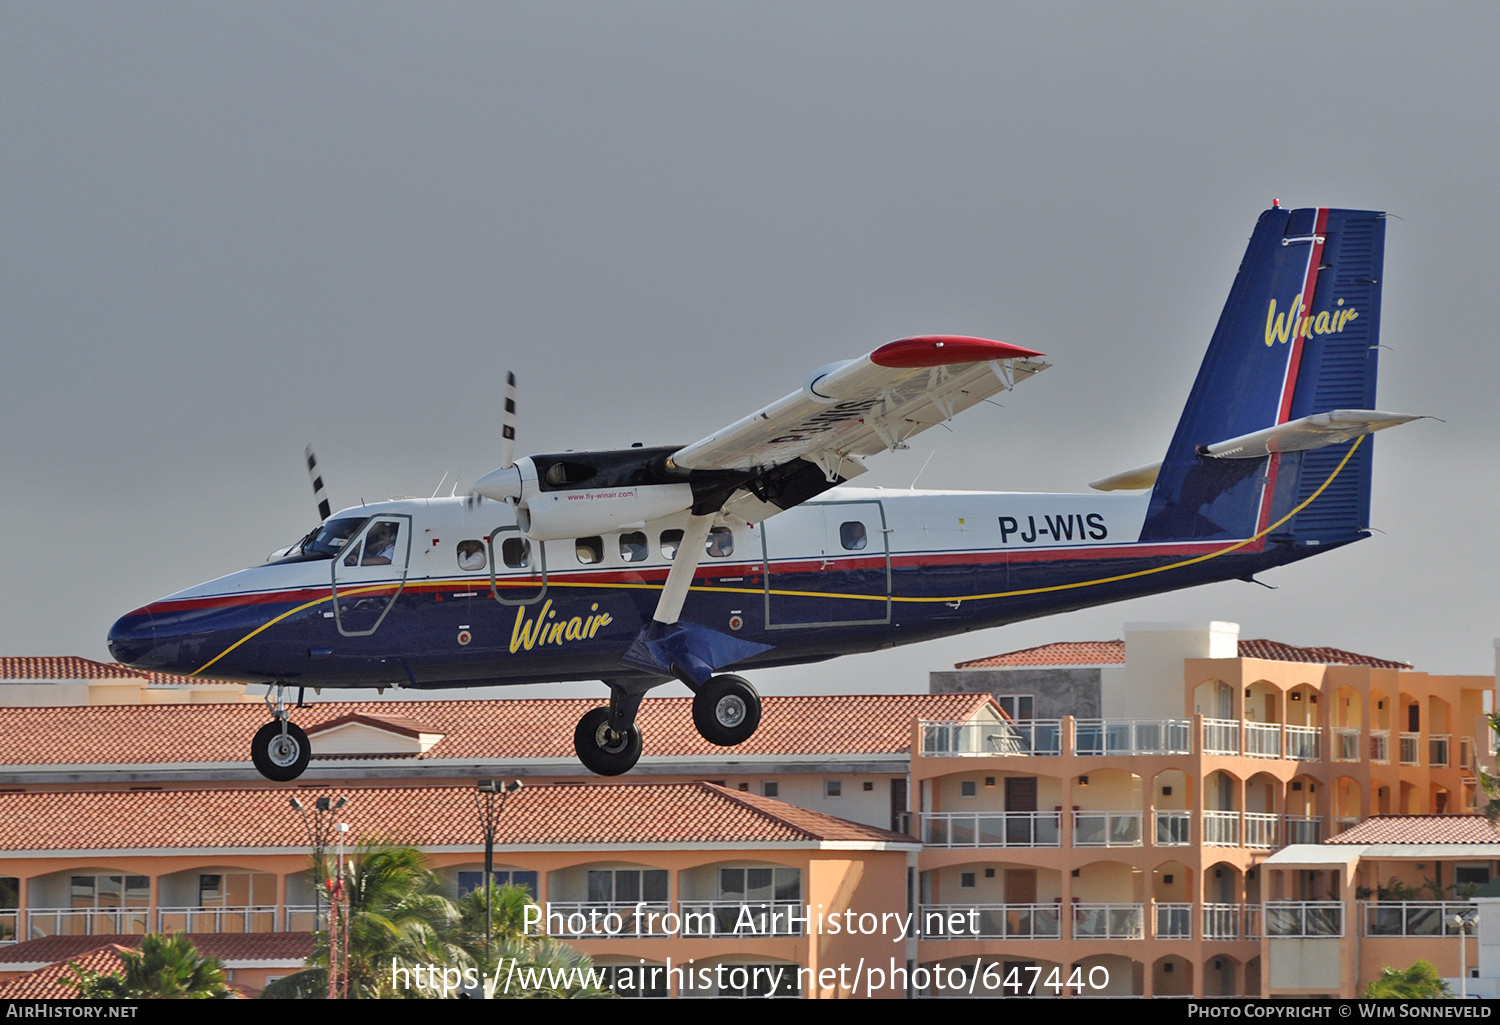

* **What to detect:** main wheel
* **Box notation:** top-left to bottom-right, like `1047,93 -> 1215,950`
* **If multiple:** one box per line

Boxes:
251,721 -> 312,782
573,707 -> 643,776
692,674 -> 762,746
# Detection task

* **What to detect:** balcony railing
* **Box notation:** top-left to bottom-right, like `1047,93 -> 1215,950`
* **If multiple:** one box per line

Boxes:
922,811 -> 1061,848
541,902 -> 673,938
919,903 -> 1061,940
1154,902 -> 1191,939
1073,903 -> 1143,940
919,720 -> 1060,757
1370,730 -> 1390,764
27,908 -> 150,939
1430,734 -> 1451,768
1285,725 -> 1320,761
1399,732 -> 1421,766
1153,811 -> 1191,846
679,901 -> 803,938
1461,736 -> 1476,773
1333,728 -> 1361,763
1363,902 -> 1475,937
284,905 -> 319,931
1073,719 -> 1192,757
1244,812 -> 1278,849
1284,815 -> 1322,846
157,906 -> 276,934
1203,903 -> 1246,940
0,911 -> 15,945
1244,722 -> 1281,758
1072,811 -> 1142,848
1265,901 -> 1343,938
1202,718 -> 1240,756
1203,810 -> 1239,847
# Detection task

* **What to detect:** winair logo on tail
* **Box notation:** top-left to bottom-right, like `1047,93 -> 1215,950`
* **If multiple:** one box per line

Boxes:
1264,296 -> 1359,347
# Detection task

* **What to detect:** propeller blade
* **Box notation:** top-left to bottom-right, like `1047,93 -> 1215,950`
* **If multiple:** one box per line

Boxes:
305,444 -> 332,522
500,370 -> 517,470
466,370 -> 519,510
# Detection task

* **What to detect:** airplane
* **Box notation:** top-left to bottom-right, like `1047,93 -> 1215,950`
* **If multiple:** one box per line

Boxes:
108,204 -> 1420,781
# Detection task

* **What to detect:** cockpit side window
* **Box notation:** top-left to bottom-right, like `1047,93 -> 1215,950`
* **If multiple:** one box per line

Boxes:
360,522 -> 399,566
304,517 -> 367,559
456,540 -> 487,572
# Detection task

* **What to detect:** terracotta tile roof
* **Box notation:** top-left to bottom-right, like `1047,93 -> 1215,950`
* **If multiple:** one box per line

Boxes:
0,693 -> 988,767
0,942 -> 133,999
956,641 -> 1125,668
1235,639 -> 1411,669
0,782 -> 913,851
956,638 -> 1410,670
0,932 -> 314,966
0,657 -> 146,681
303,713 -> 445,739
1326,815 -> 1500,845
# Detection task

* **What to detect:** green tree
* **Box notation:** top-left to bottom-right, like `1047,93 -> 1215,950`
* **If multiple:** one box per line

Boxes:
65,933 -> 230,999
1363,959 -> 1452,999
455,882 -> 611,999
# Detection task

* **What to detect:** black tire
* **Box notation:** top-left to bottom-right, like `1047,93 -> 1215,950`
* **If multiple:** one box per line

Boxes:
692,674 -> 762,746
573,707 -> 643,776
251,721 -> 312,782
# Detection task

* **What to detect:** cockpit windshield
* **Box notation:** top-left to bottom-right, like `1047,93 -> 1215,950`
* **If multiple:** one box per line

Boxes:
303,517 -> 368,559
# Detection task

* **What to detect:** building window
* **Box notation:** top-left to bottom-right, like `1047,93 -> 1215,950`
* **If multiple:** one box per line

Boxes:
960,781 -> 977,798
762,782 -> 779,798
458,870 -> 538,898
960,872 -> 976,888
825,781 -> 842,798
588,869 -> 668,904
718,867 -> 801,903
998,695 -> 1034,720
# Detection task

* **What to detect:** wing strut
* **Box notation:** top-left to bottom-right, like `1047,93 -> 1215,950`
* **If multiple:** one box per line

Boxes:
651,514 -> 713,626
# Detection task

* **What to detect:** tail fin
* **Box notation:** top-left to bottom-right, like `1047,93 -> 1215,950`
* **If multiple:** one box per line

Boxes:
1139,206 -> 1386,544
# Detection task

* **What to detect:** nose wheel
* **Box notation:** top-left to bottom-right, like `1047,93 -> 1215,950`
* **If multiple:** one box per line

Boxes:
573,707 -> 643,776
692,674 -> 761,746
251,720 -> 311,782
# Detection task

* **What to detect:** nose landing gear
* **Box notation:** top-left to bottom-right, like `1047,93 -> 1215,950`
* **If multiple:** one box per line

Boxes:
251,686 -> 312,782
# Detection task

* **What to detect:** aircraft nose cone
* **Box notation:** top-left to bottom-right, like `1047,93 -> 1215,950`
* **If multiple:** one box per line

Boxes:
106,609 -> 157,667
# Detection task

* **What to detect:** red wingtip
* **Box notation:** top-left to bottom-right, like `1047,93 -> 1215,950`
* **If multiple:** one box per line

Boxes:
871,335 -> 1045,368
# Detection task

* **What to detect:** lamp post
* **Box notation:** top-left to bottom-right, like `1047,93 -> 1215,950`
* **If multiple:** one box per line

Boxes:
475,779 -> 522,957
1449,912 -> 1475,998
289,795 -> 347,933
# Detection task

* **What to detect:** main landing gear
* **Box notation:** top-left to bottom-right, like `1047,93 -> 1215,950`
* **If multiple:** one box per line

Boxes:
251,687 -> 311,782
572,674 -> 764,776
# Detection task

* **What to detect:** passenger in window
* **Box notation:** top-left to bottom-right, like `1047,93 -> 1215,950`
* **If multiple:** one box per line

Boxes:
619,532 -> 648,563
840,521 -> 868,551
456,540 -> 486,571
501,537 -> 530,569
576,537 -> 604,565
706,527 -> 733,558
660,530 -> 683,561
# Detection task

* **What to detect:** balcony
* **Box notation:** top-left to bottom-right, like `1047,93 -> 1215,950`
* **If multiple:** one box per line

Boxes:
1283,815 -> 1321,846
1285,725 -> 1320,761
1430,734 -> 1451,768
919,720 -> 1060,757
1153,811 -> 1191,846
1265,901 -> 1343,938
1244,722 -> 1281,758
1202,718 -> 1239,756
1244,812 -> 1278,849
1363,902 -> 1475,937
156,906 -> 276,934
1399,732 -> 1421,766
1203,810 -> 1239,847
1154,902 -> 1191,939
1073,719 -> 1191,757
1370,730 -> 1390,764
1203,903 -> 1249,940
922,811 -> 1061,848
1333,728 -> 1361,763
1072,811 -> 1142,848
1072,903 -> 1143,940
679,901 -> 803,938
919,903 -> 1061,940
26,908 -> 150,938
541,901 -> 673,939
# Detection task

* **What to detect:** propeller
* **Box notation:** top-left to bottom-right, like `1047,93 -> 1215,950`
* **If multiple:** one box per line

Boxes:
468,371 -> 523,507
305,444 -> 332,522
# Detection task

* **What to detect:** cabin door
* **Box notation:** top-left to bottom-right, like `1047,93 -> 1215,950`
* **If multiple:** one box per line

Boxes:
762,500 -> 890,629
330,514 -> 412,636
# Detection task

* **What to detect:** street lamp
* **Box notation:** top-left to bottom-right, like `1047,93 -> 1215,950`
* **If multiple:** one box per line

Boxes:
475,780 -> 522,957
289,795 -> 348,933
1449,912 -> 1476,998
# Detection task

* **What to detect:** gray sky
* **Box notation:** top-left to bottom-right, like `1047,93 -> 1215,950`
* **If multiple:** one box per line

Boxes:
3,3 -> 1497,699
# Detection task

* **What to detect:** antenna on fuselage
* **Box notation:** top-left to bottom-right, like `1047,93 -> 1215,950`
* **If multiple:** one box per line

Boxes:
305,444 -> 332,522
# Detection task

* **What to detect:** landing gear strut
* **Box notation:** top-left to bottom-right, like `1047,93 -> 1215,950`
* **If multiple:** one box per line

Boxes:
251,687 -> 311,782
692,674 -> 762,746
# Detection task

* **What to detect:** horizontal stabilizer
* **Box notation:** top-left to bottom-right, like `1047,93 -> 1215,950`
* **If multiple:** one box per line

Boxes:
1199,410 -> 1424,460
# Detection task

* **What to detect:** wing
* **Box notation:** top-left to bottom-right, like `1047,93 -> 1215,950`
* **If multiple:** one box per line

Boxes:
671,335 -> 1047,520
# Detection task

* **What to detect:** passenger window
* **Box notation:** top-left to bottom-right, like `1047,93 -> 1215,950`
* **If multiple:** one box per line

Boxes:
840,521 -> 868,551
576,537 -> 604,565
619,532 -> 648,563
660,530 -> 684,561
501,537 -> 530,569
456,540 -> 487,572
706,527 -> 734,558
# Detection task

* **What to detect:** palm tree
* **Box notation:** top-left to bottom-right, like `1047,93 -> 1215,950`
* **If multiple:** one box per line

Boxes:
1364,959 -> 1451,999
454,882 -> 612,999
66,933 -> 230,999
